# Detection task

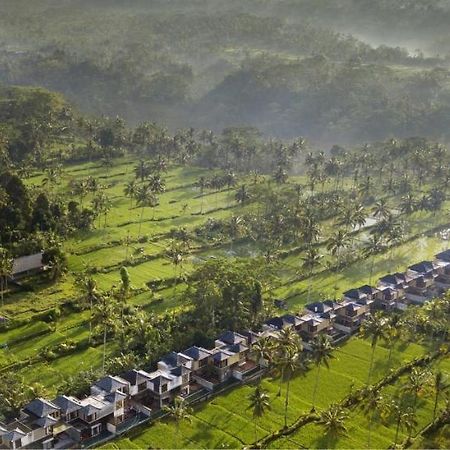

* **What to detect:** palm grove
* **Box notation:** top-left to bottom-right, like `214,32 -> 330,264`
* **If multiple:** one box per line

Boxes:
0,84 -> 449,447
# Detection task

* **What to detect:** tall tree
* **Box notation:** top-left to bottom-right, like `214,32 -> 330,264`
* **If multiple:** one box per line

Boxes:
310,334 -> 334,411
248,385 -> 271,443
361,313 -> 388,385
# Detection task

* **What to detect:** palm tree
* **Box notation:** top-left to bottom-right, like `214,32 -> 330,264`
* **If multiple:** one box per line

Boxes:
279,349 -> 308,428
235,184 -> 250,205
327,230 -> 351,296
162,397 -> 192,441
387,399 -> 418,445
362,235 -> 384,285
372,199 -> 391,221
403,367 -> 432,413
310,334 -> 334,410
119,266 -> 131,342
92,291 -> 120,372
80,276 -> 98,344
196,176 -> 207,214
124,180 -> 138,209
432,371 -> 449,421
360,313 -> 387,385
301,248 -> 323,304
252,336 -> 275,369
0,247 -> 13,307
248,385 -> 271,443
167,243 -> 183,295
275,327 -> 302,397
383,313 -> 403,364
318,404 -> 348,448
358,386 -> 384,448
136,185 -> 158,237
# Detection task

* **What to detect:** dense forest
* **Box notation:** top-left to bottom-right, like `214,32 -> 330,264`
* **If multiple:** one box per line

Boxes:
1,0 -> 450,144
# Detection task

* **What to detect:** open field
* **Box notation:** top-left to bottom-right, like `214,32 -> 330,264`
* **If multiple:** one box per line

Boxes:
1,156 -> 449,448
104,338 -> 440,449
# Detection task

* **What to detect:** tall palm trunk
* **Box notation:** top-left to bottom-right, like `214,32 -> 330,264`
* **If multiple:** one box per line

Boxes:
102,326 -> 107,372
433,390 -> 440,420
367,344 -> 376,385
367,409 -> 375,448
138,206 -> 145,237
312,364 -> 322,410
278,367 -> 284,396
284,377 -> 291,428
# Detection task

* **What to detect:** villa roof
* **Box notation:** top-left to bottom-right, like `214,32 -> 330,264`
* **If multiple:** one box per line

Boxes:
53,395 -> 83,414
121,369 -> 153,385
95,375 -> 129,393
2,428 -> 26,442
23,398 -> 59,418
305,302 -> 332,314
217,331 -> 247,345
182,346 -> 212,361
34,416 -> 58,428
435,249 -> 450,262
12,253 -> 44,276
409,261 -> 435,274
213,349 -> 235,362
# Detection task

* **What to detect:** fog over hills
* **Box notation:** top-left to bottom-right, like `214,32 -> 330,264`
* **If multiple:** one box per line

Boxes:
1,0 -> 450,146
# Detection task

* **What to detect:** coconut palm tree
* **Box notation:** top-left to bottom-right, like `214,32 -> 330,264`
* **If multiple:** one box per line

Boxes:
387,399 -> 418,445
327,230 -> 351,296
362,235 -> 384,285
274,327 -> 302,397
79,275 -> 98,344
162,397 -> 192,441
252,336 -> 276,369
403,367 -> 432,413
235,184 -> 251,205
310,334 -> 334,410
124,180 -> 138,209
318,404 -> 348,448
0,247 -> 13,307
279,349 -> 308,429
136,184 -> 158,237
383,313 -> 403,364
247,385 -> 271,443
358,386 -> 384,448
432,371 -> 449,421
92,291 -> 120,372
372,199 -> 391,220
301,247 -> 323,304
360,313 -> 388,385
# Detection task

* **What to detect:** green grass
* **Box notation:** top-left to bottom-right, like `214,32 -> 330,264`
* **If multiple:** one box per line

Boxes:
111,338 -> 427,449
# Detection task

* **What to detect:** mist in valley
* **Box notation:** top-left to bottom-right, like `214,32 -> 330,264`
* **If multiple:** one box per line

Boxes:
1,0 -> 450,149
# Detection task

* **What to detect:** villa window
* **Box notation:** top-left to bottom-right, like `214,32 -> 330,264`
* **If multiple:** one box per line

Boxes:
161,384 -> 168,393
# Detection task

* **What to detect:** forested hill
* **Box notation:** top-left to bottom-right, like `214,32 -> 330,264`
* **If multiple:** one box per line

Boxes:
1,0 -> 450,145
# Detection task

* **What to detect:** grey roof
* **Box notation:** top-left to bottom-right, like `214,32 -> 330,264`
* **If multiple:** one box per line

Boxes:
213,349 -> 235,362
53,395 -> 83,414
359,285 -> 379,295
12,253 -> 44,276
409,261 -> 434,274
121,369 -> 153,385
95,375 -> 129,393
182,346 -> 212,361
2,428 -> 26,442
305,302 -> 332,314
436,249 -> 450,262
105,391 -> 127,403
227,343 -> 249,353
34,416 -> 58,428
217,331 -> 246,345
24,398 -> 59,418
